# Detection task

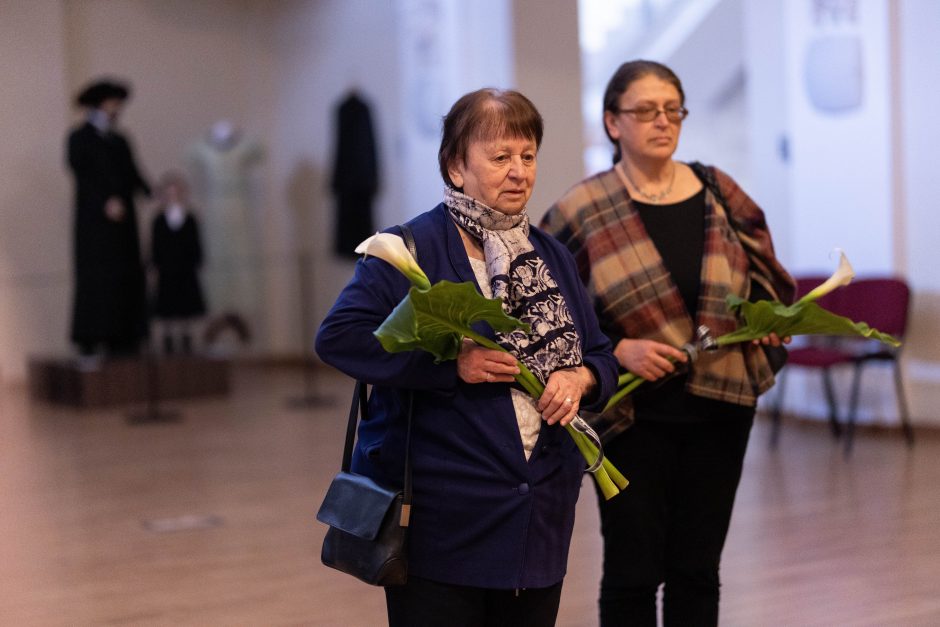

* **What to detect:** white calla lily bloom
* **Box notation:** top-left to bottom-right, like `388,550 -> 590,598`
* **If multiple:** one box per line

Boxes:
355,232 -> 431,290
799,249 -> 855,304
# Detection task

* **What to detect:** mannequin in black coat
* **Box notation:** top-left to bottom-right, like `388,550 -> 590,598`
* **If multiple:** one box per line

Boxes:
330,91 -> 379,257
67,79 -> 150,356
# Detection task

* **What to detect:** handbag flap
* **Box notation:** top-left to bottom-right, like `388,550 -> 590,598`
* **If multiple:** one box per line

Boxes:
316,472 -> 400,541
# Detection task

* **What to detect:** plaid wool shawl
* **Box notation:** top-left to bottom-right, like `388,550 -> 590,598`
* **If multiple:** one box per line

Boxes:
541,164 -> 795,441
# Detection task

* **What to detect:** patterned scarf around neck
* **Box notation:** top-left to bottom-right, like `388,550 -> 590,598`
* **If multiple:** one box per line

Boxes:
443,187 -> 582,384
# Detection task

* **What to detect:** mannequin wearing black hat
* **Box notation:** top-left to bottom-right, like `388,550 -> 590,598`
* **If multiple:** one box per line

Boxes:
67,78 -> 151,356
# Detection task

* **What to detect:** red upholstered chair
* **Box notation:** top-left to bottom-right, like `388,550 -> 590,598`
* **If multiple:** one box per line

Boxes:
768,276 -> 915,454
768,276 -> 846,447
840,278 -> 915,454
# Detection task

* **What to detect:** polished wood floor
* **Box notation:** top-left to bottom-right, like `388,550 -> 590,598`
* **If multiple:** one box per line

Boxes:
1,366 -> 938,626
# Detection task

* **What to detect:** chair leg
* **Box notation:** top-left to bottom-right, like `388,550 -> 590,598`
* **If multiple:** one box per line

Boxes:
768,368 -> 788,449
821,368 -> 842,439
893,360 -> 915,448
844,361 -> 864,457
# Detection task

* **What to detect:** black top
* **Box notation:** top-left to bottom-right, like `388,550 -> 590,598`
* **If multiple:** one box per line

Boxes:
633,188 -> 705,316
632,188 -> 752,422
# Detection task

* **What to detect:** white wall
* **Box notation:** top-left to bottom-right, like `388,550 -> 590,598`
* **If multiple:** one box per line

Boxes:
276,0 -> 515,336
0,2 -> 73,382
512,0 -> 584,221
393,0 -> 513,223
743,0 -> 792,266
786,0 -> 894,276
265,0 -> 404,356
898,0 -> 940,412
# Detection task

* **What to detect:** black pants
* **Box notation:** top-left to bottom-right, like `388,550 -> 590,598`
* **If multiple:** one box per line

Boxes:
596,416 -> 754,627
385,575 -> 563,627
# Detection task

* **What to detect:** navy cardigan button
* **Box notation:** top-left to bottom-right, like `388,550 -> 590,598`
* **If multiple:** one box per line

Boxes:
518,483 -> 530,495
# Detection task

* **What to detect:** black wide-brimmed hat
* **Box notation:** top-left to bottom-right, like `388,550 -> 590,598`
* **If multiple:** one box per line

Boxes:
75,79 -> 131,108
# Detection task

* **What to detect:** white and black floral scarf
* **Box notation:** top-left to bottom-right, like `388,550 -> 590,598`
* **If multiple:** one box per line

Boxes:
444,187 -> 582,385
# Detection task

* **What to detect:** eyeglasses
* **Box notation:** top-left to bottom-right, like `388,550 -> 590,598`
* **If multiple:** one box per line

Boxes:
616,106 -> 689,123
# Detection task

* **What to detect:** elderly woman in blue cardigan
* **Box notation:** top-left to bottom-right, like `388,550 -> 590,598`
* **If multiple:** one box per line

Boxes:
316,88 -> 618,627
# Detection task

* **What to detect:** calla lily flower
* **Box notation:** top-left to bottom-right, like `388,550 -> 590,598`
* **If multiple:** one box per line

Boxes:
355,232 -> 432,291
798,249 -> 855,304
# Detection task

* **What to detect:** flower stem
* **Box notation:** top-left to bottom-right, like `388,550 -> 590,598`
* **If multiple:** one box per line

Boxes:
571,430 -> 629,491
605,352 -> 693,413
463,329 -> 626,498
565,424 -> 623,500
604,373 -> 646,412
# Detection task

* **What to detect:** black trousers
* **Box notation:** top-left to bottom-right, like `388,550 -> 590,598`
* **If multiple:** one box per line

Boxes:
385,575 -> 563,627
596,415 -> 754,627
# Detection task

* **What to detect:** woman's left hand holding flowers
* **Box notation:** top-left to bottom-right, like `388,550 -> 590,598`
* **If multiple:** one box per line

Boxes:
539,366 -> 596,426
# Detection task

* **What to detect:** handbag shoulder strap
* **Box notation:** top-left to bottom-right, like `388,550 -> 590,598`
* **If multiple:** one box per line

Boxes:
690,161 -> 742,233
340,382 -> 414,524
339,381 -> 367,473
340,222 -> 417,525
396,222 -> 416,524
399,222 -> 417,260
690,161 -> 725,210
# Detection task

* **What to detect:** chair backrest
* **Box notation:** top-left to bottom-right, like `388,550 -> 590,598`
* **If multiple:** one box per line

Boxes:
838,277 -> 911,338
792,274 -> 911,339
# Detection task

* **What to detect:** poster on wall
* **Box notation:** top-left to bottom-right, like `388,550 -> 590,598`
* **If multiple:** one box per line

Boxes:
804,0 -> 864,114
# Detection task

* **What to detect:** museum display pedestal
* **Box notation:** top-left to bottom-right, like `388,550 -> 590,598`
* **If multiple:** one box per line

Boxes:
28,354 -> 231,408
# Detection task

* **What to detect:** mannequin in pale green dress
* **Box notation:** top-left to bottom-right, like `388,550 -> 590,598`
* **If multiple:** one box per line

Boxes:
186,121 -> 264,333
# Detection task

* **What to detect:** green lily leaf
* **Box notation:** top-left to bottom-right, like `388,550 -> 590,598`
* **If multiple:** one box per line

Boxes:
374,280 -> 530,362
716,294 -> 900,347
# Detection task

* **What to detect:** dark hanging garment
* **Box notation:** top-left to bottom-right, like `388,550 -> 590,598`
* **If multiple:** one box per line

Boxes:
67,122 -> 150,352
151,213 -> 207,319
330,92 -> 379,257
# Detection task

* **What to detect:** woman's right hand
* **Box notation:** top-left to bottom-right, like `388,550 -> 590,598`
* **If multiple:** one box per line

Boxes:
614,338 -> 687,381
457,338 -> 520,384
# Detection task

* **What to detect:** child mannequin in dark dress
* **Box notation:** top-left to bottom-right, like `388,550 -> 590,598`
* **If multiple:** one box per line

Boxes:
150,171 -> 207,354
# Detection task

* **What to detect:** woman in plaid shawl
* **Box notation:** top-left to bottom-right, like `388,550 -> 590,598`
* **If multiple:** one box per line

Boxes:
541,61 -> 795,626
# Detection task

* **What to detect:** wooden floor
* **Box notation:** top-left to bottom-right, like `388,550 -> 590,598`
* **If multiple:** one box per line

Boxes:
1,366 -> 938,626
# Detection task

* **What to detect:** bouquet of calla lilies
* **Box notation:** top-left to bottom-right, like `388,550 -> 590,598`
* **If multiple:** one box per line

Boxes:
355,233 -> 900,501
603,250 -> 902,412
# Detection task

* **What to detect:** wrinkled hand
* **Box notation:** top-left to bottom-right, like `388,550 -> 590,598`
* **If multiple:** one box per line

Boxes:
104,197 -> 125,222
614,338 -> 687,382
457,339 -> 519,384
538,366 -> 595,426
752,332 -> 791,347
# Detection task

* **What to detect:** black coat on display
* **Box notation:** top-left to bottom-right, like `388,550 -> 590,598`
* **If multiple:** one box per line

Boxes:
151,213 -> 206,319
330,92 -> 378,257
67,122 -> 150,350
